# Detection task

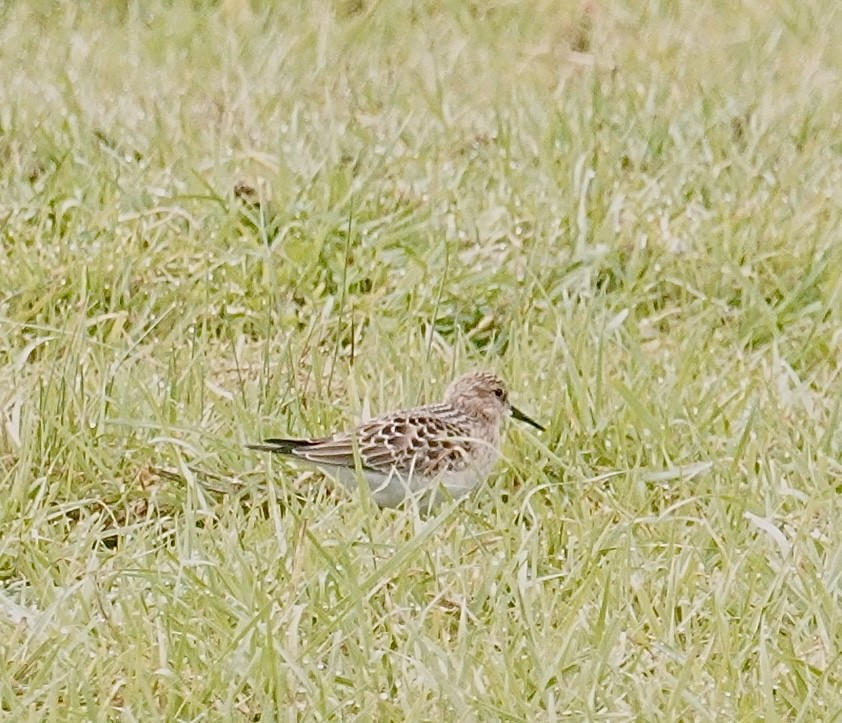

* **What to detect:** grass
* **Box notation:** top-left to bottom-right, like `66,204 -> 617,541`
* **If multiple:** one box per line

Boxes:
1,0 -> 842,719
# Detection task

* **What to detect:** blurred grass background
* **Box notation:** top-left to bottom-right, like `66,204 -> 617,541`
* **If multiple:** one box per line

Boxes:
1,0 -> 841,719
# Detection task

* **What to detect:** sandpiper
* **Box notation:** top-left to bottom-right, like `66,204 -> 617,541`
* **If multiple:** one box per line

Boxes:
247,370 -> 544,509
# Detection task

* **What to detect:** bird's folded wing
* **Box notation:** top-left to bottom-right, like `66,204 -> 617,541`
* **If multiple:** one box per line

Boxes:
257,408 -> 475,476
284,435 -> 363,469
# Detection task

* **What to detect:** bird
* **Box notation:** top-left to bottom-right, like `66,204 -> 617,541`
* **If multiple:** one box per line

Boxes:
247,370 -> 544,510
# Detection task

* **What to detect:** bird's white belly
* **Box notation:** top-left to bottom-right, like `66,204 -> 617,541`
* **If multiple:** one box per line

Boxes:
316,462 -> 492,509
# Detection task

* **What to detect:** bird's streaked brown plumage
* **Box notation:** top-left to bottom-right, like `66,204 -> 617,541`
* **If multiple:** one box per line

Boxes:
248,371 -> 543,508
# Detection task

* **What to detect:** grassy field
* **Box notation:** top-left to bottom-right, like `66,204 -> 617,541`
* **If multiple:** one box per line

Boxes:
2,0 -> 842,719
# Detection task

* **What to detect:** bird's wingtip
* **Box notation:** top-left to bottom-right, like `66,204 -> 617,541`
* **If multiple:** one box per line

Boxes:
246,438 -> 311,454
245,442 -> 277,452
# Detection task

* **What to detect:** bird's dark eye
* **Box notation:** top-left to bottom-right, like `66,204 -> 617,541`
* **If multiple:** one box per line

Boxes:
493,387 -> 506,400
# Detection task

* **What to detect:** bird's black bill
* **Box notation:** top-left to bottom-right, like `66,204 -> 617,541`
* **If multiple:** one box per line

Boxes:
511,405 -> 545,431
